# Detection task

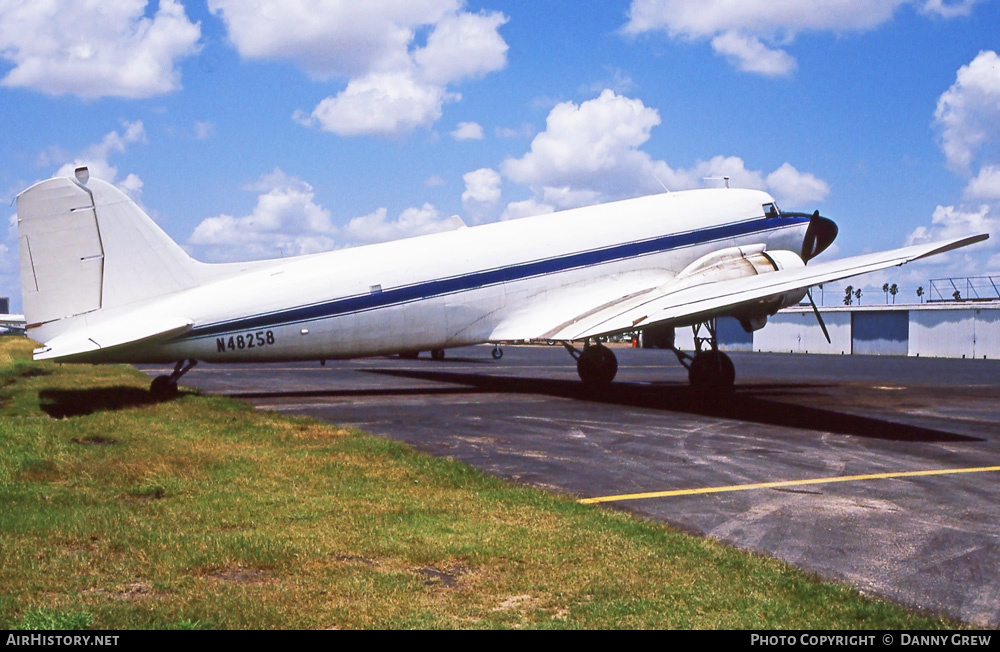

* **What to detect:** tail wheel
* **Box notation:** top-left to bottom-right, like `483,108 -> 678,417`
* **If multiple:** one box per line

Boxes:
576,344 -> 618,386
688,350 -> 735,393
150,375 -> 178,399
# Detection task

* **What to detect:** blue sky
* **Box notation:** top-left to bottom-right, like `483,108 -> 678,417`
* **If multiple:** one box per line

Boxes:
2,0 -> 999,312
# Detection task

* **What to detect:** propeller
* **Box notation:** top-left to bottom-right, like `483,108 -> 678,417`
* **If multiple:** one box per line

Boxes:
799,210 -> 836,342
806,288 -> 831,344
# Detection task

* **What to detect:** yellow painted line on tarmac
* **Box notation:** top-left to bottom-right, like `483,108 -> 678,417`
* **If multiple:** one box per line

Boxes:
578,465 -> 1000,504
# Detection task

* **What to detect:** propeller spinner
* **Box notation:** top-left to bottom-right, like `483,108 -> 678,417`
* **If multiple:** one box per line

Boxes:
801,210 -> 838,262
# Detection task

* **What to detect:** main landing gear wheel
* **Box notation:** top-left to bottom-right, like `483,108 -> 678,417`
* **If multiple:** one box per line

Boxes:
576,343 -> 618,386
431,348 -> 446,361
687,350 -> 735,393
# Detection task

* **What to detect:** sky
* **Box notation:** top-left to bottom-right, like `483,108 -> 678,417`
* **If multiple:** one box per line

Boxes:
2,0 -> 999,312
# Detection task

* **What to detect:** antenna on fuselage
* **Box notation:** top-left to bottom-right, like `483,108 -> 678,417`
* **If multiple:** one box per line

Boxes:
652,176 -> 670,193
703,176 -> 730,189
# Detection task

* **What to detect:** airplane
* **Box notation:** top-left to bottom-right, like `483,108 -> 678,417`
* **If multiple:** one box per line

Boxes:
15,166 -> 987,397
0,314 -> 26,336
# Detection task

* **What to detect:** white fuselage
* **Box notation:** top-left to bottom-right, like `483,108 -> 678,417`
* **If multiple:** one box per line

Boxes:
85,188 -> 809,364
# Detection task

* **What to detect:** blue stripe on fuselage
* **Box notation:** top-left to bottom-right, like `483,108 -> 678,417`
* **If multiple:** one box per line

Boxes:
182,215 -> 808,340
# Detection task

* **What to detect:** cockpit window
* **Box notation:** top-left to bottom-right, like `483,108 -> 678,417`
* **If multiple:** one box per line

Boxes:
763,202 -> 779,218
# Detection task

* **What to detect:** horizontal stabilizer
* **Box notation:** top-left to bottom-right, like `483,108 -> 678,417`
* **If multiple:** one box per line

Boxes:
33,316 -> 193,362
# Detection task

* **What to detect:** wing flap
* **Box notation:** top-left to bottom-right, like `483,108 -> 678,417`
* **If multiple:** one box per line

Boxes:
550,234 -> 988,341
488,271 -> 668,342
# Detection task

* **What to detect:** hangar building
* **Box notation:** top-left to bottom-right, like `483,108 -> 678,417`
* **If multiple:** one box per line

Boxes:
671,303 -> 1000,359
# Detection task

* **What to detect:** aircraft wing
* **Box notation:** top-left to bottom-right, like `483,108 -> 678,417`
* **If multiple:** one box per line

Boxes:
32,316 -> 193,362
494,234 -> 988,343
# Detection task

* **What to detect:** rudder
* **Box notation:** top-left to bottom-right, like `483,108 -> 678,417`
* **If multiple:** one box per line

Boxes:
16,167 -> 202,340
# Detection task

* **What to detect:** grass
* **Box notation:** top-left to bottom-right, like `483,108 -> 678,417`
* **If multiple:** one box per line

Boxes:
0,336 -> 959,629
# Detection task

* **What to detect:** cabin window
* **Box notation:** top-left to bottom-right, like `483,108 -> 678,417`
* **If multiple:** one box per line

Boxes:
763,202 -> 779,218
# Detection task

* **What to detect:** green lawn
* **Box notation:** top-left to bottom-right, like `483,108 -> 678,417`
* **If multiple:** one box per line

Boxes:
0,337 -> 956,629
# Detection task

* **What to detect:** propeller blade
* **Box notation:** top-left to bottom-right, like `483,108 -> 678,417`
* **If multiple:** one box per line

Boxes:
807,288 -> 831,344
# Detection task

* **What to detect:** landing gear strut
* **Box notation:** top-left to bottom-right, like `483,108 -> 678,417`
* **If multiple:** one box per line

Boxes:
150,359 -> 197,398
565,340 -> 618,386
670,320 -> 735,392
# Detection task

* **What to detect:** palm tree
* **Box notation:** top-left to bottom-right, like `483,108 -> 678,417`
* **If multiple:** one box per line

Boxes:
916,286 -> 924,304
854,288 -> 862,305
882,283 -> 889,304
844,285 -> 854,306
889,283 -> 898,304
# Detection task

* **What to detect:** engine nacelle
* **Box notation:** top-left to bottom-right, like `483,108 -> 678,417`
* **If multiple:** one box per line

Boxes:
671,245 -> 807,331
758,249 -> 808,312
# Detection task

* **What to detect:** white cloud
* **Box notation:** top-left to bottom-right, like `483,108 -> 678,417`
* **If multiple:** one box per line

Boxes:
187,168 -> 465,258
496,124 -> 535,139
766,163 -> 832,208
342,203 -> 456,244
52,120 -> 147,180
300,71 -> 453,136
501,90 -> 671,204
0,0 -> 201,99
501,199 -> 555,221
413,10 -> 509,84
189,169 -> 337,260
540,186 -> 603,209
38,120 -> 149,203
195,121 -> 216,140
905,204 -> 996,247
896,202 -> 995,288
587,68 -> 636,95
908,49 -> 1000,280
211,1 -> 508,137
709,32 -> 796,77
623,0 -> 975,76
624,0 -> 904,37
117,173 -> 144,199
934,50 -> 1000,173
921,0 -> 983,18
209,0 -> 457,79
462,168 -> 501,204
683,156 -> 765,192
451,122 -> 484,141
500,90 -> 830,211
964,165 -> 1000,200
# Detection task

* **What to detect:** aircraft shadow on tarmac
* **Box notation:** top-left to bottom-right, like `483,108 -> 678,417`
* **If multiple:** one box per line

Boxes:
35,368 -> 981,444
356,368 -> 982,444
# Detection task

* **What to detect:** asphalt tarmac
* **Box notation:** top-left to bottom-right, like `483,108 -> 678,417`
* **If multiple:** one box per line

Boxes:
142,346 -> 1000,627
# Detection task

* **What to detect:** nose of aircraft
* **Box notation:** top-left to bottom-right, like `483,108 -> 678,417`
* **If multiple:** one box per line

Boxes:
800,210 -> 838,262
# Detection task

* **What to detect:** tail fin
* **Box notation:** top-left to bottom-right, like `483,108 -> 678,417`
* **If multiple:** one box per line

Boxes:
17,167 -> 202,340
